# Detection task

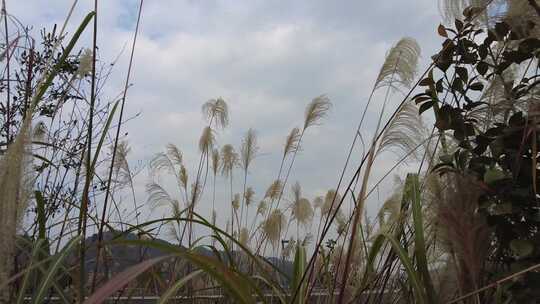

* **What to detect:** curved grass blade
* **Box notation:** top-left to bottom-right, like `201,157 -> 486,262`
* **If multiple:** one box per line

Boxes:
158,269 -> 204,304
83,256 -> 170,304
32,236 -> 81,304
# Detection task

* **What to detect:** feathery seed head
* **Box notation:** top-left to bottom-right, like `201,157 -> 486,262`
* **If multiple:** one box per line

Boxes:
232,193 -> 241,211
304,95 -> 332,130
292,197 -> 314,226
375,37 -> 421,89
166,143 -> 183,166
257,199 -> 268,215
245,187 -> 255,206
199,126 -> 216,154
220,144 -> 238,177
265,179 -> 283,201
211,148 -> 220,176
239,227 -> 249,247
377,100 -> 425,159
322,189 -> 341,216
77,48 -> 93,78
283,127 -> 301,157
263,209 -> 286,248
179,165 -> 188,189
202,97 -> 229,128
291,182 -> 302,204
112,140 -> 132,186
240,128 -> 259,171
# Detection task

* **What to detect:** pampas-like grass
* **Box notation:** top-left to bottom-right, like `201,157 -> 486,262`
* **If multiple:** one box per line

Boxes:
179,165 -> 188,190
375,37 -> 421,89
239,227 -> 250,248
112,140 -> 132,187
220,144 -> 238,178
146,182 -> 175,207
202,97 -> 229,129
283,127 -> 301,157
232,193 -> 240,211
263,209 -> 286,248
240,128 -> 258,172
265,179 -> 283,201
198,126 -> 215,154
211,148 -> 220,176
0,117 -> 32,298
244,187 -> 255,207
76,48 -> 93,78
377,100 -> 426,159
257,199 -> 268,215
166,143 -> 183,166
303,95 -> 332,131
321,189 -> 341,217
292,198 -> 314,227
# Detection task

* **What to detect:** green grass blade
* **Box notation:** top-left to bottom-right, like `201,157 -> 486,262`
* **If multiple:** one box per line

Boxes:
30,12 -> 95,111
35,191 -> 47,241
32,236 -> 81,304
90,99 -> 120,174
406,173 -> 436,303
157,269 -> 204,304
16,239 -> 45,304
382,232 -> 426,304
291,245 -> 306,304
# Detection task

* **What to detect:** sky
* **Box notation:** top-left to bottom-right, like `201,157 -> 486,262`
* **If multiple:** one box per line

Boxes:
11,1 -> 446,243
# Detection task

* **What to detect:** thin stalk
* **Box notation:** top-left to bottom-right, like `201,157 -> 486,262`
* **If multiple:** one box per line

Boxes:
77,3 -> 98,301
91,0 -> 143,292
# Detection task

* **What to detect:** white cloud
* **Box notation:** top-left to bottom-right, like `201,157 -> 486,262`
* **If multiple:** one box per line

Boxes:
12,0 -> 444,245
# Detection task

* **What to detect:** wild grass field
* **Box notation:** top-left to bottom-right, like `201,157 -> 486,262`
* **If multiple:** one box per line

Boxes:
1,0 -> 540,303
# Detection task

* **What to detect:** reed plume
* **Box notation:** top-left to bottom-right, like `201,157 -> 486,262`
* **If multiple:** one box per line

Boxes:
240,128 -> 259,226
375,37 -> 421,89
303,95 -> 332,131
283,127 -> 301,157
265,179 -> 283,201
202,97 -> 229,128
377,100 -> 426,159
199,126 -> 216,154
263,209 -> 287,248
0,118 -> 32,298
244,187 -> 255,207
220,144 -> 238,178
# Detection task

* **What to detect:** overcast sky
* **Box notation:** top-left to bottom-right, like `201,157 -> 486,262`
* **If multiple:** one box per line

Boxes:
12,1 -> 445,242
